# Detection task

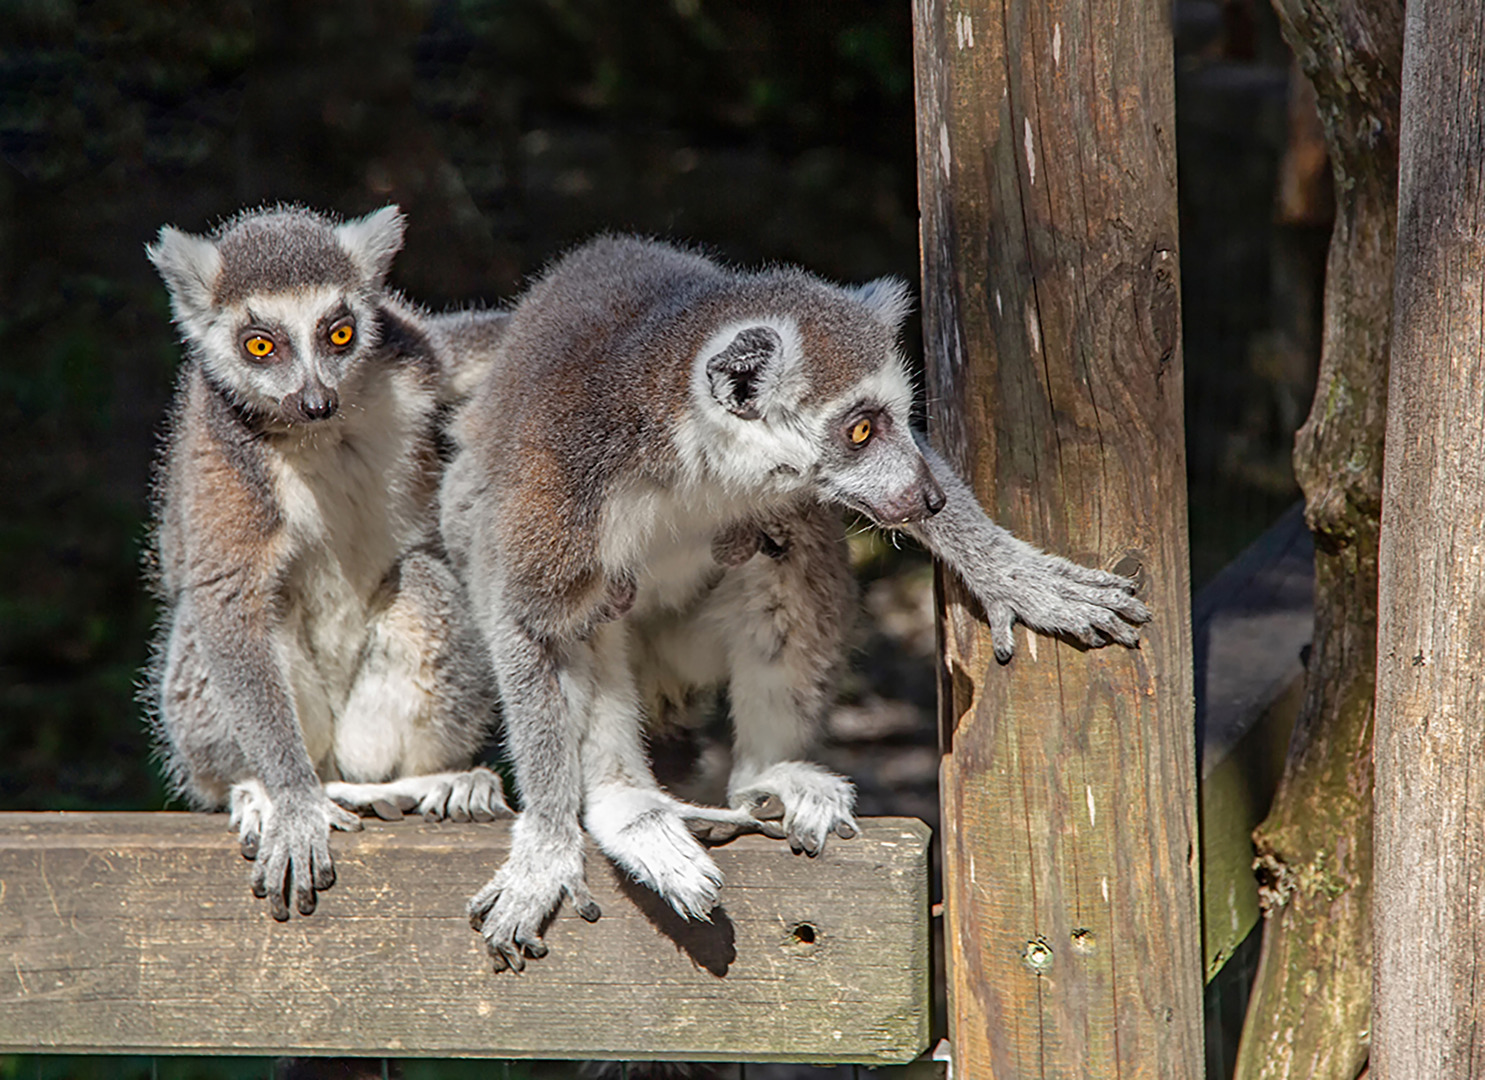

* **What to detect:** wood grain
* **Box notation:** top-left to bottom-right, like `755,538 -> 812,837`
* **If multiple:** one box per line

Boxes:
911,0 -> 1201,1076
1231,0 -> 1401,1076
1372,0 -> 1485,1075
0,813 -> 929,1062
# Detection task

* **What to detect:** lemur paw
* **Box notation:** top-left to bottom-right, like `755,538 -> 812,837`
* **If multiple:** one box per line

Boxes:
977,550 -> 1150,663
230,782 -> 362,920
325,767 -> 515,823
468,847 -> 599,974
585,787 -> 725,920
730,761 -> 858,857
418,767 -> 513,823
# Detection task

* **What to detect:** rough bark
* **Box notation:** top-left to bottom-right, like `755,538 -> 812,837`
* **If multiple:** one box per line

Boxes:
1232,2 -> 1402,1078
912,1 -> 1201,1076
1371,1 -> 1485,1075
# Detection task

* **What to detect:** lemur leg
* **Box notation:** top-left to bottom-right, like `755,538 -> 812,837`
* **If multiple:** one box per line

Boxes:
330,550 -> 509,823
579,620 -> 764,919
713,502 -> 860,856
467,614 -> 599,972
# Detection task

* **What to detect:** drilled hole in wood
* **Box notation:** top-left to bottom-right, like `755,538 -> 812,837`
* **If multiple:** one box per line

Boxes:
790,922 -> 818,945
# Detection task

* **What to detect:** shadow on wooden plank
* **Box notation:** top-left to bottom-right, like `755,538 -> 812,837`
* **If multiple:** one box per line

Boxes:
0,814 -> 929,1064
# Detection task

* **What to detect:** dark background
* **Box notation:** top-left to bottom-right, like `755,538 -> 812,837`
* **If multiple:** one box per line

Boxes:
0,0 -> 1313,816
0,2 -> 1316,1075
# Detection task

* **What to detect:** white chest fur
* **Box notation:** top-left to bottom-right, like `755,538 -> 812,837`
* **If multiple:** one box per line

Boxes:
268,366 -> 435,768
601,479 -> 796,618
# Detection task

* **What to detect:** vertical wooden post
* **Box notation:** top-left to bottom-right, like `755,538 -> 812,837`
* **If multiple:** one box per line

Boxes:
912,1 -> 1201,1077
1231,1 -> 1401,1077
1373,1 -> 1485,1075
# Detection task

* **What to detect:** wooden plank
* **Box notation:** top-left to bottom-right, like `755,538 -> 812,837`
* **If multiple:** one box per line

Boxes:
1372,1 -> 1485,1074
0,813 -> 929,1063
912,0 -> 1203,1076
1194,504 -> 1312,980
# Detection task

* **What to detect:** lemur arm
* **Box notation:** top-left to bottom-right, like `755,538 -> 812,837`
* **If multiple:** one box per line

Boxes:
904,432 -> 1151,663
465,612 -> 601,972
180,563 -> 360,920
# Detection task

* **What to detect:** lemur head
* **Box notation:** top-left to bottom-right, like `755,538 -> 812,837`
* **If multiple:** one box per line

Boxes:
690,271 -> 946,526
147,204 -> 405,425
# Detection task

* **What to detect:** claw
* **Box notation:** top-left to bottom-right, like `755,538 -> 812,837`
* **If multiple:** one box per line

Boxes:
751,794 -> 785,821
578,900 -> 602,922
371,798 -> 404,822
835,821 -> 859,839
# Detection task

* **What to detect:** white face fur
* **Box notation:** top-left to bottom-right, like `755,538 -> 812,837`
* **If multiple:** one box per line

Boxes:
188,285 -> 380,424
679,303 -> 944,527
147,206 -> 404,426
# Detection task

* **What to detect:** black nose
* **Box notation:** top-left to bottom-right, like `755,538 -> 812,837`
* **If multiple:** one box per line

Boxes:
293,386 -> 339,422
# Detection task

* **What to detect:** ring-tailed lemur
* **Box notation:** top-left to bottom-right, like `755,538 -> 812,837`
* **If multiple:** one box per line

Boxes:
144,204 -> 512,921
442,235 -> 1150,971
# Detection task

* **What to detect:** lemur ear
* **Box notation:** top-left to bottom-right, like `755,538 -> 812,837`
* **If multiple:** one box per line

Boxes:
705,324 -> 783,421
147,226 -> 223,323
851,277 -> 914,332
336,205 -> 406,286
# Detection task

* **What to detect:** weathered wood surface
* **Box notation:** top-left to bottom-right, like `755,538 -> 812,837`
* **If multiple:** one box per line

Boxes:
1372,1 -> 1485,1076
912,0 -> 1202,1076
1232,0 -> 1401,1075
1194,503 -> 1312,981
0,813 -> 929,1062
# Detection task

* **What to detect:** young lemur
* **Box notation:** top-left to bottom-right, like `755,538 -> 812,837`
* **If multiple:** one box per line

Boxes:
442,235 -> 1151,971
145,204 -> 512,921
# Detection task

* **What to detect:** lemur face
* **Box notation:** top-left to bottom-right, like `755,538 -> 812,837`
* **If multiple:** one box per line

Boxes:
812,373 -> 946,525
200,285 -> 378,424
148,205 -> 404,426
690,276 -> 945,525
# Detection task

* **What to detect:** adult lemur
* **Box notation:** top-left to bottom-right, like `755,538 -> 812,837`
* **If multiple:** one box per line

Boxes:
442,235 -> 1151,970
146,204 -> 511,921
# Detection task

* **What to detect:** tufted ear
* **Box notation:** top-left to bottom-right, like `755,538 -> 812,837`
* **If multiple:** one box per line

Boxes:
705,324 -> 783,421
147,226 -> 223,324
335,205 -> 406,286
850,277 -> 914,332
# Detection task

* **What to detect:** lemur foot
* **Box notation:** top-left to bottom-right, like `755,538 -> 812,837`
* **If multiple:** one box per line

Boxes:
730,761 -> 858,857
681,802 -> 787,845
585,786 -> 727,920
325,767 -> 513,823
228,780 -> 362,920
468,837 -> 600,973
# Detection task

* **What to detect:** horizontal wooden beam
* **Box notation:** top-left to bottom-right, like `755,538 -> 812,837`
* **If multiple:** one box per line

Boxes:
1193,502 -> 1313,979
0,813 -> 930,1063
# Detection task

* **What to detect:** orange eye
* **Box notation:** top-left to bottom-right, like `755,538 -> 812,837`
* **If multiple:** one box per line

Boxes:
244,335 -> 275,359
328,322 -> 354,347
849,417 -> 873,445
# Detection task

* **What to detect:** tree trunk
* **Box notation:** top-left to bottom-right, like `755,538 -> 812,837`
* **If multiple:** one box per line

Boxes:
1232,2 -> 1402,1079
912,1 -> 1201,1076
1372,1 -> 1485,1075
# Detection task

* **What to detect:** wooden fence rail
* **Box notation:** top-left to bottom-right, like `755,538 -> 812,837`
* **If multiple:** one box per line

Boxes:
0,813 -> 929,1064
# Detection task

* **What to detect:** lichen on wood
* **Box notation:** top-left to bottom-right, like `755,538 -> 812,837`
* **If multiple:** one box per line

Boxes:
1232,1 -> 1402,1078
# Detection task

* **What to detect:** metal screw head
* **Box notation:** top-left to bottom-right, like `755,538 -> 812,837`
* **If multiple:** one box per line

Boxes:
1024,937 -> 1054,973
